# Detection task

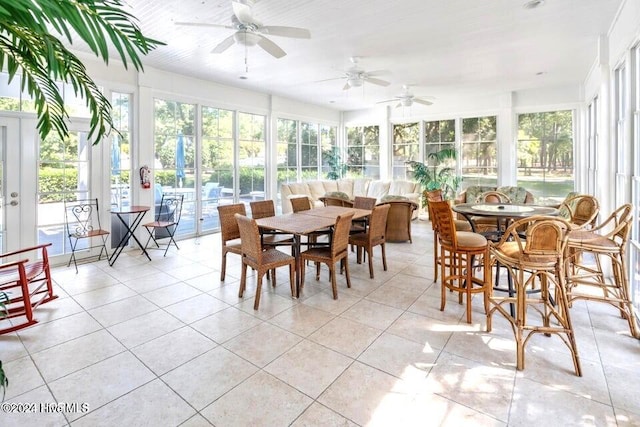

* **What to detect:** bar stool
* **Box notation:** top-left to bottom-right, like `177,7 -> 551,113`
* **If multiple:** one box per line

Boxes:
430,200 -> 490,324
487,215 -> 582,375
565,203 -> 639,338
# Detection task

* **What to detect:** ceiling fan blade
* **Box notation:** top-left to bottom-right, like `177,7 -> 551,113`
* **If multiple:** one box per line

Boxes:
211,34 -> 236,54
257,35 -> 286,58
395,103 -> 403,108
413,98 -> 433,106
366,70 -> 390,77
365,77 -> 391,87
232,0 -> 254,24
313,76 -> 345,83
261,26 -> 311,39
175,22 -> 233,30
376,98 -> 397,104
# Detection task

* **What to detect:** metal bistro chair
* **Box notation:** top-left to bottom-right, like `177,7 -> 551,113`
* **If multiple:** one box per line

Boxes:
64,198 -> 110,273
487,216 -> 582,375
143,194 -> 184,256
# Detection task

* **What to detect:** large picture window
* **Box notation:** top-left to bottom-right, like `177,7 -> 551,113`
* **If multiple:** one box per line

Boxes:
461,116 -> 497,188
346,125 -> 380,179
517,110 -> 574,203
392,122 -> 419,179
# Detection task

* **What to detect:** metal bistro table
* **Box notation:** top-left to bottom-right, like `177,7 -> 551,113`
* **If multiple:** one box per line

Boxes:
452,202 -> 559,315
255,206 -> 371,297
109,205 -> 151,265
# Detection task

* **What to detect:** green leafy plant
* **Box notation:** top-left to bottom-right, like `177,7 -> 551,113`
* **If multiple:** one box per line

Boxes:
406,147 -> 461,206
0,291 -> 9,401
324,147 -> 347,180
0,0 -> 163,142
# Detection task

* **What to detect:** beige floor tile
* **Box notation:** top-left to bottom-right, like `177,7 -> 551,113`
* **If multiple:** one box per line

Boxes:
179,414 -> 215,427
88,295 -> 158,327
3,355 -> 44,400
107,309 -> 184,348
340,299 -> 404,330
121,271 -> 181,294
268,303 -> 335,337
441,328 -> 517,368
72,379 -> 196,427
603,363 -> 640,415
510,377 -> 617,426
309,317 -> 381,358
265,340 -> 353,398
72,283 -> 137,310
235,291 -> 298,320
142,282 -> 202,307
201,371 -> 313,426
425,351 -> 515,422
185,272 -> 226,292
190,306 -> 262,343
31,329 -> 125,382
224,322 -> 302,367
166,262 -> 215,282
386,311 -> 455,351
17,311 -> 102,353
0,333 -> 28,362
3,385 -> 67,427
164,293 -> 229,324
358,332 -> 438,382
301,290 -> 360,315
291,402 -> 359,427
48,351 -> 155,421
30,296 -> 84,324
366,283 -> 422,310
131,326 -> 216,375
161,346 -> 257,410
383,272 -> 434,293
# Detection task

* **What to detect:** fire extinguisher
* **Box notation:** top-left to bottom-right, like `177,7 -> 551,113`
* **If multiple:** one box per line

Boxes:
139,165 -> 150,189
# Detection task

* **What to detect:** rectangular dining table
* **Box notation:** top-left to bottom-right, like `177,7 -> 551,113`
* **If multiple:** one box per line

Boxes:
255,206 -> 371,297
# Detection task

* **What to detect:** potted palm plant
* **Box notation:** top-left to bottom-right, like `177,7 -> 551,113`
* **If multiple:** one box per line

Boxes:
406,147 -> 461,208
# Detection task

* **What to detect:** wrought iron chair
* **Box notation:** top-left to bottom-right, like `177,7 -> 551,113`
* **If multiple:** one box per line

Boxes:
0,243 -> 58,334
64,198 -> 110,273
143,194 -> 184,256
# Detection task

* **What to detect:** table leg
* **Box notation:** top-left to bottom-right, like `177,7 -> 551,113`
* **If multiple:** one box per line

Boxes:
109,212 -> 151,265
293,234 -> 302,298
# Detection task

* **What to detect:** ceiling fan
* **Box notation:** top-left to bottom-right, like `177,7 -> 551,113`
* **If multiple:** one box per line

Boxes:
319,57 -> 391,90
377,85 -> 434,107
175,0 -> 311,59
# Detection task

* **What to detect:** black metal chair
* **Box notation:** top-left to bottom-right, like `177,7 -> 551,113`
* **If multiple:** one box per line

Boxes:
143,194 -> 184,256
64,198 -> 110,272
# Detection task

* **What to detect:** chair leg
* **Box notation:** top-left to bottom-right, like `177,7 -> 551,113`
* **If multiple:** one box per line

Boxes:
344,256 -> 351,288
288,264 -> 295,298
253,273 -> 263,310
239,262 -> 247,297
433,232 -> 439,282
367,246 -> 374,279
271,268 -> 277,287
381,243 -> 387,271
300,257 -> 307,290
220,252 -> 227,281
330,264 -> 338,299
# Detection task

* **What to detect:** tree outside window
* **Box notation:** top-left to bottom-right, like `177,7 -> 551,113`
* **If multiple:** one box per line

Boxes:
346,125 -> 380,179
392,122 -> 419,179
461,116 -> 497,188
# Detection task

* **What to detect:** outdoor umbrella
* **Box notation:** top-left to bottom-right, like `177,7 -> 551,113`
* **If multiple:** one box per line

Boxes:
176,134 -> 185,187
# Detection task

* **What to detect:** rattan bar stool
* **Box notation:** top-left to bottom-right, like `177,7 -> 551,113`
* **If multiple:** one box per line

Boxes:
565,203 -> 639,338
430,200 -> 490,324
487,215 -> 582,375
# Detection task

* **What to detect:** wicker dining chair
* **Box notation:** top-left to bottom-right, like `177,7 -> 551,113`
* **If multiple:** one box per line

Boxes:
380,200 -> 418,243
217,203 -> 246,281
558,194 -> 599,229
319,196 -> 354,208
564,203 -> 639,338
430,200 -> 489,324
300,212 -> 354,299
487,215 -> 582,375
426,189 -> 472,283
290,195 -> 331,245
348,204 -> 390,279
249,200 -> 294,249
235,214 -> 295,310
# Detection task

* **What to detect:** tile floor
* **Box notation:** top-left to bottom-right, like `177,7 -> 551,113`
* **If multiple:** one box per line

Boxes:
1,219 -> 640,426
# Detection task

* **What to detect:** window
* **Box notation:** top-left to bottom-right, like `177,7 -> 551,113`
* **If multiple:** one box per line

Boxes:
392,122 -> 419,179
461,116 -> 497,188
37,130 -> 90,256
201,106 -> 234,231
301,122 -> 319,180
276,118 -> 297,188
110,92 -> 131,210
320,125 -> 337,178
153,99 -> 196,235
516,110 -> 574,203
346,125 -> 380,179
586,97 -> 598,195
238,112 -> 266,205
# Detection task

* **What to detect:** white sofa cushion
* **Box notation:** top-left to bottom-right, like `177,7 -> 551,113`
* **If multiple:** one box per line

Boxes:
389,180 -> 418,195
367,181 -> 391,200
352,178 -> 370,197
337,179 -> 354,198
288,182 -> 309,196
308,181 -> 328,200
323,180 -> 339,195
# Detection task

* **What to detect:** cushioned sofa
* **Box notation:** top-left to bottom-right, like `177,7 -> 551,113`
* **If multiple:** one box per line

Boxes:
280,178 -> 420,216
454,185 -> 535,205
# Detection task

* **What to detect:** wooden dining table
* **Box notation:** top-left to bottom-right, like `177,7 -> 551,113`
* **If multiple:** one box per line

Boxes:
255,206 -> 371,297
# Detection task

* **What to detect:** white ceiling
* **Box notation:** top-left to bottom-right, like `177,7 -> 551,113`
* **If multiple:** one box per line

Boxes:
118,0 -> 623,111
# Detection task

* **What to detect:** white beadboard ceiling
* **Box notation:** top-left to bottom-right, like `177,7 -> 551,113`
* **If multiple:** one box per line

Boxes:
105,0 -> 623,110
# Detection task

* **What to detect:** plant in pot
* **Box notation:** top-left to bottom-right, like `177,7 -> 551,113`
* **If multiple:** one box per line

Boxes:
406,147 -> 462,208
